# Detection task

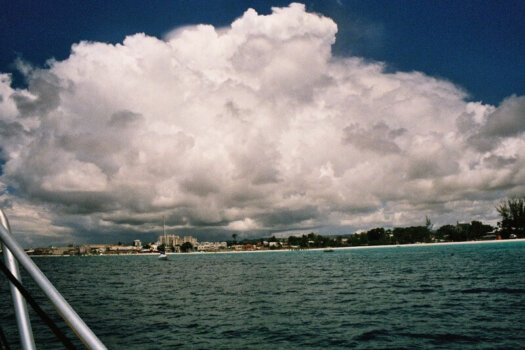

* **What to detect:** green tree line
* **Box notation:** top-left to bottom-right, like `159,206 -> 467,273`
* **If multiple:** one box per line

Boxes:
229,197 -> 524,248
285,197 -> 524,248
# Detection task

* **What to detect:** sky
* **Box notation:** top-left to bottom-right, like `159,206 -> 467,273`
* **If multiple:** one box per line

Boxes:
0,1 -> 524,246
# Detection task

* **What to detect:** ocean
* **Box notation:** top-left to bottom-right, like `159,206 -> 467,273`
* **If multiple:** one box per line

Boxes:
1,241 -> 524,349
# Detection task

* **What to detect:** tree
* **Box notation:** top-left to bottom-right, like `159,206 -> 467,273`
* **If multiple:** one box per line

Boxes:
452,223 -> 469,241
497,197 -> 525,238
425,216 -> 433,230
437,221 -> 493,241
287,235 -> 301,246
180,242 -> 193,253
468,221 -> 493,240
232,233 -> 238,243
366,228 -> 388,245
393,226 -> 431,244
349,232 -> 368,246
436,224 -> 455,241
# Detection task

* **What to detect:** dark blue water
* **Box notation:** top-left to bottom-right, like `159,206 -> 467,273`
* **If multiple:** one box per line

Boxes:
1,242 -> 525,349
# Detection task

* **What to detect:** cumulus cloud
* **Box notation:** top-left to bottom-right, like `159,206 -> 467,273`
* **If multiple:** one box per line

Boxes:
467,95 -> 525,151
0,3 -> 523,244
342,122 -> 405,154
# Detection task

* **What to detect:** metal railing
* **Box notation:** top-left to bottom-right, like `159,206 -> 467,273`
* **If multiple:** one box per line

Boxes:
0,209 -> 107,349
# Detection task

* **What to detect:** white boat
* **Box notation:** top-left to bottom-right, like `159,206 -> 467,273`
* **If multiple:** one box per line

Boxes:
158,251 -> 168,260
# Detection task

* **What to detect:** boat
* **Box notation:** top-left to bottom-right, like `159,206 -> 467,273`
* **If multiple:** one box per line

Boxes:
158,216 -> 169,260
323,248 -> 334,253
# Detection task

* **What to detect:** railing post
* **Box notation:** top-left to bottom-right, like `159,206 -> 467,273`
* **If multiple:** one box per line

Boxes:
0,209 -> 36,350
0,209 -> 107,350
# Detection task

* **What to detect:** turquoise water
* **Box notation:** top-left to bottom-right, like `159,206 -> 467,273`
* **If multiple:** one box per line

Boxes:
1,242 -> 525,349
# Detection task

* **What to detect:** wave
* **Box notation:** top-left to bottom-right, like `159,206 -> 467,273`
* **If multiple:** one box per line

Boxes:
461,288 -> 525,294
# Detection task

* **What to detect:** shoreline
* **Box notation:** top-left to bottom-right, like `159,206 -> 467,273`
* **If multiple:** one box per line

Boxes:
208,238 -> 525,254
28,238 -> 525,257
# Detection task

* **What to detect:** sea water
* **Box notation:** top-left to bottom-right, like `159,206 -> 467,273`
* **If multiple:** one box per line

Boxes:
1,241 -> 524,349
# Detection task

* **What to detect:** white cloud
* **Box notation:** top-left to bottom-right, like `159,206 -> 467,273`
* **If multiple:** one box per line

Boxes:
0,188 -> 73,244
0,3 -> 523,243
226,218 -> 259,231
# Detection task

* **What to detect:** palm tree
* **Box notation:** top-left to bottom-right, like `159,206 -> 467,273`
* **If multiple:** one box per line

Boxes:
497,197 -> 525,238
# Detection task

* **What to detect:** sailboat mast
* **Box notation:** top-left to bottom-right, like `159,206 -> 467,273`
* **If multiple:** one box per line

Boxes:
163,216 -> 166,245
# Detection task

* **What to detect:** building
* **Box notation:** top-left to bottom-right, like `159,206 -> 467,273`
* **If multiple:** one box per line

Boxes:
86,244 -> 108,254
183,236 -> 198,246
196,242 -> 227,252
158,234 -> 198,247
158,234 -> 182,246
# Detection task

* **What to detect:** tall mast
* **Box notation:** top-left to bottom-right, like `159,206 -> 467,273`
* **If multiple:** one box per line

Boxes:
163,216 -> 166,244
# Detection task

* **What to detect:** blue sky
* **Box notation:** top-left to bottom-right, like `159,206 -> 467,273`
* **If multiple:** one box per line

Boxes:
0,1 -> 524,245
2,0 -> 524,105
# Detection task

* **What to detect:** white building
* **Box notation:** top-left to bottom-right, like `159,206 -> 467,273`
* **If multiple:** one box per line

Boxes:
158,234 -> 182,246
196,242 -> 227,252
159,234 -> 198,247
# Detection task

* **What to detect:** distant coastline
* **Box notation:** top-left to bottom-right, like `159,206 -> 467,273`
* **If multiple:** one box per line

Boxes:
164,238 -> 525,254
28,238 -> 525,257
